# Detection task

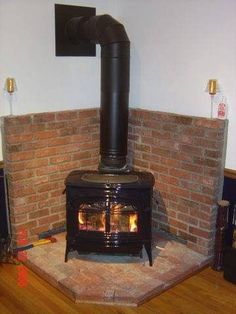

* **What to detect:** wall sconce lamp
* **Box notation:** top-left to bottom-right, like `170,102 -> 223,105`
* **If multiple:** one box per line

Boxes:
206,79 -> 220,118
4,77 -> 17,115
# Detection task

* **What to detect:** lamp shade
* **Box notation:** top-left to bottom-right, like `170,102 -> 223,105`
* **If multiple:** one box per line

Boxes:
206,79 -> 220,95
4,78 -> 17,94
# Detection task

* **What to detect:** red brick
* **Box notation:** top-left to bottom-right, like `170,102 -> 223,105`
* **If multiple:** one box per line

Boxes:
177,213 -> 198,226
22,140 -> 48,151
52,220 -> 65,229
80,125 -> 99,134
28,209 -> 50,219
79,108 -> 99,119
32,176 -> 49,186
193,157 -> 220,168
178,231 -> 197,243
168,218 -> 188,231
48,137 -> 71,147
34,130 -> 58,140
3,125 -> 24,135
179,180 -> 201,192
78,141 -> 99,151
50,205 -> 65,214
169,186 -> 190,198
11,203 -> 37,215
179,144 -> 203,157
9,170 -> 35,181
37,182 -> 59,193
159,174 -> 179,186
134,143 -> 151,153
191,192 -> 214,205
38,214 -> 60,226
169,168 -> 192,180
133,158 -> 149,169
80,158 -> 99,167
50,155 -> 71,164
46,121 -> 68,130
35,147 -> 58,158
6,133 -> 34,144
36,165 -> 58,176
193,118 -> 225,129
181,126 -> 205,137
71,134 -> 92,143
14,220 -> 37,232
8,151 -> 35,162
56,111 -> 78,121
57,161 -> 80,172
193,138 -> 219,149
7,144 -> 22,153
181,162 -> 203,174
50,189 -> 65,197
4,115 -> 32,126
49,173 -> 67,182
141,136 -> 155,145
10,185 -> 36,197
189,226 -> 211,239
142,153 -> 160,163
150,162 -> 169,174
170,151 -> 192,162
30,225 -> 51,236
189,208 -> 210,221
33,113 -> 55,123
38,198 -> 59,209
204,149 -> 222,159
6,162 -> 26,172
36,192 -> 49,202
71,151 -> 91,161
28,123 -> 46,132
160,157 -> 181,168
152,130 -> 172,140
11,214 -> 28,224
152,146 -> 171,157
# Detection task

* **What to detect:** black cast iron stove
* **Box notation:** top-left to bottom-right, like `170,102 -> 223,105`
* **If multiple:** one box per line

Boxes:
64,13 -> 155,265
65,171 -> 154,265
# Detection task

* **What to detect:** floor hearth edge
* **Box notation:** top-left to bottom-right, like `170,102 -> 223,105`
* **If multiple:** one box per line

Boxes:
22,232 -> 211,306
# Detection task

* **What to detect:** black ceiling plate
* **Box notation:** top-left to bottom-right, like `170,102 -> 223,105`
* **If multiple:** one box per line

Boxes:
55,4 -> 96,57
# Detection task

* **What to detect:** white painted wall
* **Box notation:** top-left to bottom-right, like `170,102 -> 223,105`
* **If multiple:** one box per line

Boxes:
0,0 -> 235,169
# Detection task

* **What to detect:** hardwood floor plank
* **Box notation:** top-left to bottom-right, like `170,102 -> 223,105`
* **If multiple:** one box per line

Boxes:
0,263 -> 236,314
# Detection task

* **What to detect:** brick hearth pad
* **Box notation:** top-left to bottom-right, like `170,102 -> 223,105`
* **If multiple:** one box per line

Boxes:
23,233 -> 210,306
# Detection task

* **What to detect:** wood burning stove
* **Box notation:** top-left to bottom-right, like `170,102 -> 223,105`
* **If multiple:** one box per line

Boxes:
64,13 -> 155,265
65,171 -> 154,266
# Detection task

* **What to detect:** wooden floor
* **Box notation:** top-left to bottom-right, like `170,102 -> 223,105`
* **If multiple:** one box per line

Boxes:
0,263 -> 236,314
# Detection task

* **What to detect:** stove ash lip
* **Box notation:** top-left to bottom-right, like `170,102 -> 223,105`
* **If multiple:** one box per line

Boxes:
66,14 -> 130,174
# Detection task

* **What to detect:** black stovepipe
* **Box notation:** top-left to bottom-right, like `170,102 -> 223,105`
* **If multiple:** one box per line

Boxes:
66,14 -> 130,173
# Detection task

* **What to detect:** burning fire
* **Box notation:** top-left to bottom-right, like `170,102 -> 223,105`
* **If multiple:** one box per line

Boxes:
78,212 -> 85,225
129,214 -> 137,232
78,202 -> 137,233
78,210 -> 105,232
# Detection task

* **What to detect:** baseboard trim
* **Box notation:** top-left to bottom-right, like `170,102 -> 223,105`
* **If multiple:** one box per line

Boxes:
224,168 -> 236,179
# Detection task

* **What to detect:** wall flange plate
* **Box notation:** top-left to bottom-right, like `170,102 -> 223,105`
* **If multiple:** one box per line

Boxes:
55,4 -> 96,56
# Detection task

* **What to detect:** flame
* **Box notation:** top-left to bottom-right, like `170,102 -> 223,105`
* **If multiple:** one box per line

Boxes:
78,212 -> 85,225
129,214 -> 137,232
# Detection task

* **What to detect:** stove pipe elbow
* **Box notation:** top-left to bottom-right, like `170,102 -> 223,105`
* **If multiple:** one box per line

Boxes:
66,15 -> 130,173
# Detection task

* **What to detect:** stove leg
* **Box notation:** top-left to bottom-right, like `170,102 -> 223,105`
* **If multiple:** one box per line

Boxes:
144,242 -> 153,266
65,244 -> 69,262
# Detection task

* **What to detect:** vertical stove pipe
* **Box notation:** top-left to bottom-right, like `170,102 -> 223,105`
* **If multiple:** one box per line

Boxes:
66,15 -> 130,173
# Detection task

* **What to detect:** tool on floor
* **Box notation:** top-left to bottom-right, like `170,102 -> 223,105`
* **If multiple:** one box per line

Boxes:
13,237 -> 57,253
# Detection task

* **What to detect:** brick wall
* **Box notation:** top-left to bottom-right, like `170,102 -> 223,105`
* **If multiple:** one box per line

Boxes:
2,109 -> 100,245
2,108 -> 227,256
128,109 -> 227,256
